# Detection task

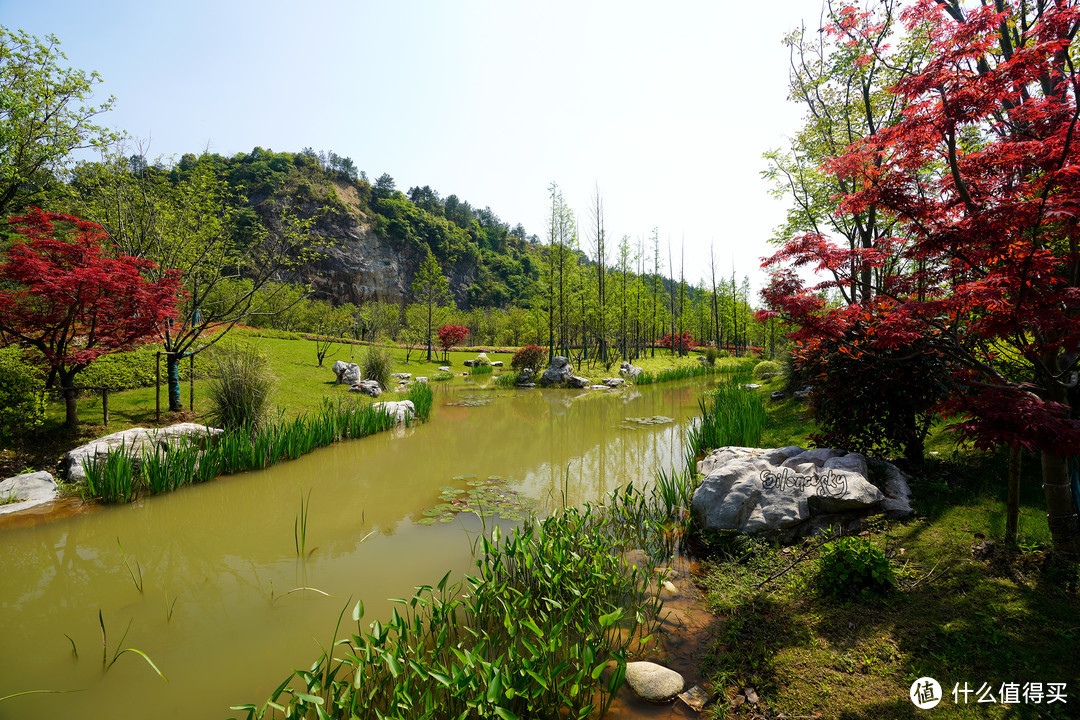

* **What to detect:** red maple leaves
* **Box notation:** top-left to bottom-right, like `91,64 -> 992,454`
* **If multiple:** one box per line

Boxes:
0,208 -> 183,384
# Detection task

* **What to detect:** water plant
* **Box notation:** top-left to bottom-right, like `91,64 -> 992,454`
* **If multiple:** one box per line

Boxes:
98,610 -> 167,682
231,485 -> 677,720
81,443 -> 138,504
430,371 -> 454,381
418,475 -> 538,525
686,374 -> 767,463
493,371 -> 519,387
116,538 -> 143,593
294,489 -> 312,557
406,382 -> 433,422
468,363 -> 493,375
80,398 -> 409,504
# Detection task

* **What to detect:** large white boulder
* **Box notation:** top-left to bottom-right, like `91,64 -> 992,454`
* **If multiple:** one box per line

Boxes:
332,360 -> 361,385
372,400 -> 415,424
350,380 -> 382,397
64,423 -> 223,483
619,361 -> 643,379
691,446 -> 910,541
0,471 -> 57,515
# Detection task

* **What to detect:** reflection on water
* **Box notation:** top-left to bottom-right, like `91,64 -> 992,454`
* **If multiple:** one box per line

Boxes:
0,379 -> 717,720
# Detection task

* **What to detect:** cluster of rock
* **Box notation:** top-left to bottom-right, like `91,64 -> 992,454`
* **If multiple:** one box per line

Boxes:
332,360 -> 361,385
64,423 -> 223,484
619,361 -> 643,380
690,445 -> 913,542
538,356 -> 590,388
349,380 -> 382,397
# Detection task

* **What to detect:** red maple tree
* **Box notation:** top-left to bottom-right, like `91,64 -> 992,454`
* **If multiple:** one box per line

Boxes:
437,324 -> 468,362
762,1 -> 1080,552
0,208 -> 183,425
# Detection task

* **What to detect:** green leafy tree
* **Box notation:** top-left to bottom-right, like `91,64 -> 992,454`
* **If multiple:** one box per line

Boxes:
0,27 -> 117,217
412,248 -> 451,362
73,151 -> 319,411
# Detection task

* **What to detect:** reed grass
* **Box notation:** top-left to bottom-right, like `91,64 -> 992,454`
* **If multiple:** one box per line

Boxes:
430,371 -> 454,382
633,361 -> 732,385
468,363 -> 493,375
361,346 -> 393,390
206,342 -> 275,431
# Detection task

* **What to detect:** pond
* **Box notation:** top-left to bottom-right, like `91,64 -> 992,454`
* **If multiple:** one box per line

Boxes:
0,378 -> 718,719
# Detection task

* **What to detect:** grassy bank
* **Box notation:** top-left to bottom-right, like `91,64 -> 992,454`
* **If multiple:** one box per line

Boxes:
697,376 -> 1079,719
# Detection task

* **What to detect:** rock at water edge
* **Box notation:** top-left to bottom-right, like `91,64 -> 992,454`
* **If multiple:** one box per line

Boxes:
625,661 -> 685,702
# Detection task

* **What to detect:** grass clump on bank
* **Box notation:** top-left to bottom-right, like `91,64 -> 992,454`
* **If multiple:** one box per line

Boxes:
207,342 -> 275,431
686,371 -> 767,463
232,484 -> 682,720
80,399 -> 405,503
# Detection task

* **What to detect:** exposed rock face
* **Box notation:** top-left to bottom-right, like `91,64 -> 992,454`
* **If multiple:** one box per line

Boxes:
619,361 -> 643,380
283,181 -> 477,309
625,662 -> 685,702
0,472 -> 57,515
350,380 -> 382,397
65,424 -> 223,483
691,446 -> 911,541
372,400 -> 415,424
333,361 -> 361,385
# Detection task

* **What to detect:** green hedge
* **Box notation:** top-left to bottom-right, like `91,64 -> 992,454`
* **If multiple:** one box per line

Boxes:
0,347 -> 45,442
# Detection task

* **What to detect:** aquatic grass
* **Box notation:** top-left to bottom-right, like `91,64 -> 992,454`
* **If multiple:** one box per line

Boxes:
634,358 -> 755,385
361,345 -> 393,390
406,382 -> 434,422
232,484 -> 680,720
81,398 -> 410,504
116,538 -> 143,594
294,489 -> 312,557
687,375 -> 767,463
653,465 -> 696,521
81,443 -> 138,504
468,363 -> 493,375
97,610 -> 167,682
430,371 -> 454,381
493,371 -> 519,387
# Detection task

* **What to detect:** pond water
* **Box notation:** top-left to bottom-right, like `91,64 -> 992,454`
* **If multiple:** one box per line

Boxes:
0,378 -> 717,720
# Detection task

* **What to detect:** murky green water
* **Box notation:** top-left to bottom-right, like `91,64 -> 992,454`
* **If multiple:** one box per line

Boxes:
0,379 -> 715,719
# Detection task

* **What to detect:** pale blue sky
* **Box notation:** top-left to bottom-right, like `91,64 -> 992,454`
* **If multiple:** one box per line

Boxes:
2,0 -> 819,293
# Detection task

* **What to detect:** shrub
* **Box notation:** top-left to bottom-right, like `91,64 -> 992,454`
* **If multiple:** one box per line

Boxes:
816,535 -> 894,597
471,352 -> 491,367
206,342 -> 275,431
659,331 -> 695,354
494,371 -> 520,387
511,344 -> 545,372
752,359 -> 782,380
362,345 -> 393,389
703,346 -> 719,366
0,347 -> 45,443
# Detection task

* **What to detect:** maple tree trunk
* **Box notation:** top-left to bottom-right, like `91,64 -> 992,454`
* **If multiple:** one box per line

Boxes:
1041,383 -> 1080,555
167,353 -> 183,412
62,385 -> 78,427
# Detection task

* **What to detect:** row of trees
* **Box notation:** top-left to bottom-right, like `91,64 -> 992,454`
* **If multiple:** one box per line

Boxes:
762,0 -> 1080,553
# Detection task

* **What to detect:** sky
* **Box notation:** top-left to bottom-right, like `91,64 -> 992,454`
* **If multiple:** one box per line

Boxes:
1,0 -> 821,296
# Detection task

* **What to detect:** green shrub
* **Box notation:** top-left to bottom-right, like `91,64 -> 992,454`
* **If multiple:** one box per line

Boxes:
471,352 -> 491,367
703,346 -> 719,366
362,345 -> 393,389
816,535 -> 894,597
206,342 -> 275,431
511,344 -> 546,372
753,359 -> 782,380
0,347 -> 45,443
